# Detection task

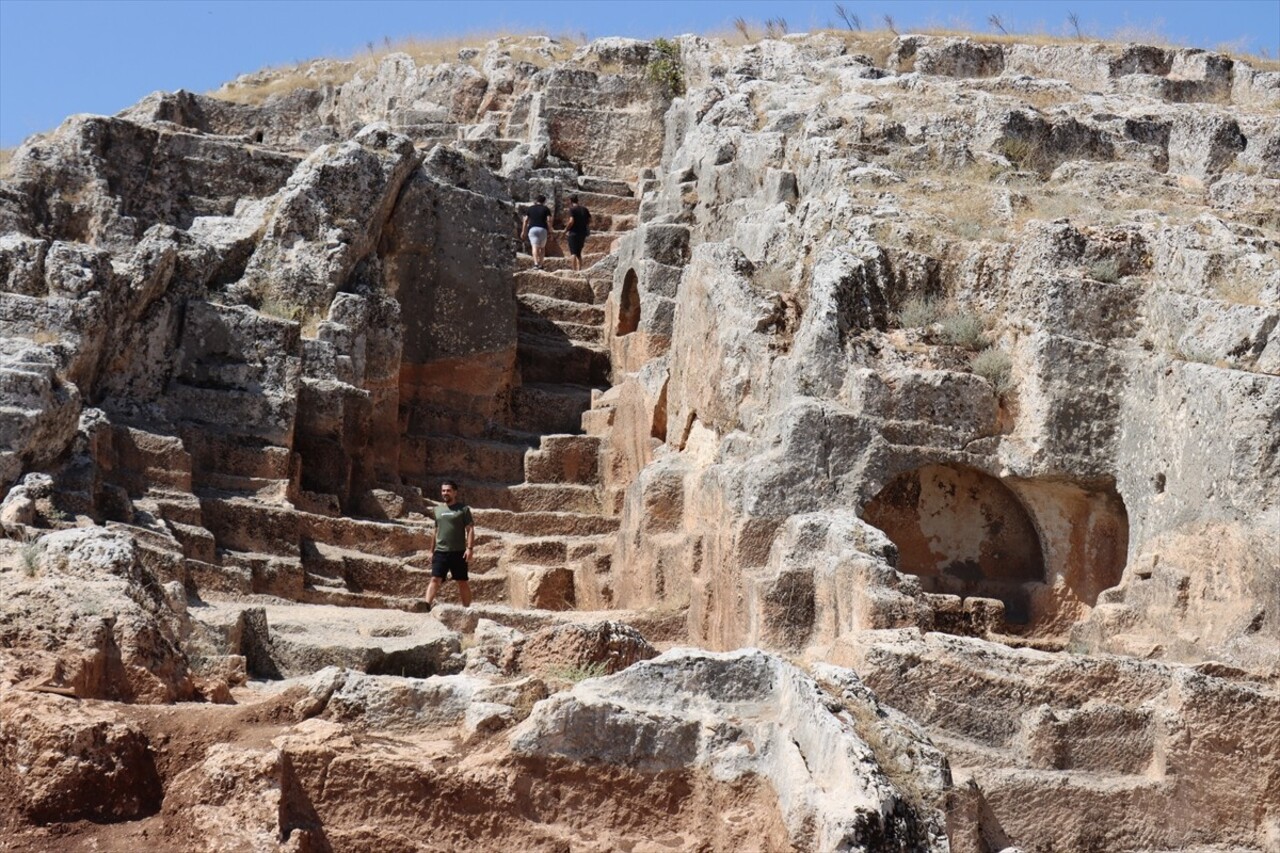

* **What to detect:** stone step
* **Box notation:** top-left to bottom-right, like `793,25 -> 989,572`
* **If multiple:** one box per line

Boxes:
181,427 -> 294,481
199,495 -> 431,558
216,549 -> 306,599
300,540 -> 432,600
513,268 -> 596,303
105,426 -> 193,495
516,253 -> 607,273
580,231 -> 627,255
501,537 -> 569,566
524,434 -> 602,484
572,189 -> 641,217
0,364 -> 54,408
506,563 -> 576,611
166,520 -> 217,563
405,542 -> 501,568
581,404 -> 617,437
577,175 -> 634,196
518,336 -> 609,386
297,583 -> 427,613
508,482 -> 601,514
518,292 -> 605,326
433,570 -> 509,605
185,557 -> 253,596
473,508 -> 620,537
136,488 -> 204,526
510,382 -> 594,435
517,308 -> 603,345
401,434 -> 531,485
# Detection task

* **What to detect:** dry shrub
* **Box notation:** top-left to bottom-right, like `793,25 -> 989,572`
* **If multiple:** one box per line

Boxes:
970,348 -> 1013,394
898,295 -> 941,327
939,310 -> 989,350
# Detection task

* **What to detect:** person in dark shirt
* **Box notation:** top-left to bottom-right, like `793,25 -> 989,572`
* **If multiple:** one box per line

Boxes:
424,480 -> 474,611
521,194 -> 553,269
562,194 -> 592,272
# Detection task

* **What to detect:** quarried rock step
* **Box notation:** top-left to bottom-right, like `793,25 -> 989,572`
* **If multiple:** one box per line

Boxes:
199,495 -> 430,558
517,336 -> 609,386
103,425 -> 193,494
507,482 -> 601,514
511,383 -> 594,435
517,307 -> 603,345
524,435 -> 602,484
301,540 -> 433,599
506,563 -> 577,610
580,231 -> 627,254
191,600 -> 461,679
400,434 -> 532,485
514,269 -> 596,303
473,508 -> 620,537
577,175 -> 633,196
517,292 -> 605,325
516,253 -> 606,273
572,189 -> 641,217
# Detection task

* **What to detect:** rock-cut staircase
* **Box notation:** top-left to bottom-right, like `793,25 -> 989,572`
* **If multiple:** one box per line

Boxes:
420,175 -> 642,611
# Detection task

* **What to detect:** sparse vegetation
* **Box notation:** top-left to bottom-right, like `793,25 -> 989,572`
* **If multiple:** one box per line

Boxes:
764,17 -> 789,39
834,4 -> 861,31
646,38 -> 685,97
898,296 -> 942,327
547,661 -> 610,682
213,32 -> 582,105
939,310 -> 990,350
971,348 -> 1014,394
20,542 -> 42,577
1086,258 -> 1122,283
0,146 -> 14,178
1212,276 -> 1264,306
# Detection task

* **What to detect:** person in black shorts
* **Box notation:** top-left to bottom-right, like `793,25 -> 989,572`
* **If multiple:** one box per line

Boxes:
521,194 -> 553,269
425,480 -> 474,610
562,194 -> 591,272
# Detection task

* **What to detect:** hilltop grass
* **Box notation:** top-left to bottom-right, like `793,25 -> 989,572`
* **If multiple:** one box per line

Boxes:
208,19 -> 1280,108
212,30 -> 585,105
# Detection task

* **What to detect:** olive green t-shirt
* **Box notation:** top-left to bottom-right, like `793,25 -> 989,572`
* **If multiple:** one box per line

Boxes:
433,503 -> 473,552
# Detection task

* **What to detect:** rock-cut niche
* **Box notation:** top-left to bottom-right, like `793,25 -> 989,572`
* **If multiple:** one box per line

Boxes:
618,268 -> 640,336
863,464 -> 1045,623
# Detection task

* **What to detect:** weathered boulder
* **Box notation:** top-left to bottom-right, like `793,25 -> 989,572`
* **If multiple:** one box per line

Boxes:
512,648 -> 951,851
0,695 -> 162,825
237,123 -> 420,315
0,528 -> 194,702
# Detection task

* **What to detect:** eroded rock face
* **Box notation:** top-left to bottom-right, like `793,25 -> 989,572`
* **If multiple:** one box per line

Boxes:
0,528 -> 195,703
512,648 -> 951,851
1,27 -> 1278,853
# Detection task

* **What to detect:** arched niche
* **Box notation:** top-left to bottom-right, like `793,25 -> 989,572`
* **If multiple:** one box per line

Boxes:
618,268 -> 640,336
863,464 -> 1045,623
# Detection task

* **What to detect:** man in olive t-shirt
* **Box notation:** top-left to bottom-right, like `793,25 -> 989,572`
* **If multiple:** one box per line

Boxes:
425,480 -> 474,611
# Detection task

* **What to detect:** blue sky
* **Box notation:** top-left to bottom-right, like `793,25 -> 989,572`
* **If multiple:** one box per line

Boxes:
2,0 -> 1278,147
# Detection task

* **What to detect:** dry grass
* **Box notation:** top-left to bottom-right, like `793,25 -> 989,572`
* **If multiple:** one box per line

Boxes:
897,171 -> 1013,243
0,146 -> 14,178
213,30 -> 582,105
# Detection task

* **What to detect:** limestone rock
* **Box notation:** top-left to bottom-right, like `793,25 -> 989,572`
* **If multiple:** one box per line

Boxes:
512,648 -> 950,851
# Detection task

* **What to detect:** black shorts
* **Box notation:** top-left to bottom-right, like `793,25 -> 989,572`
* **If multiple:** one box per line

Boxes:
567,232 -> 587,257
431,550 -> 469,581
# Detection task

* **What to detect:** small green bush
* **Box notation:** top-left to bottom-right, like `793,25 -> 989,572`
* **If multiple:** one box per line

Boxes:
646,38 -> 684,96
970,348 -> 1014,395
939,311 -> 989,350
898,296 -> 941,328
20,542 -> 42,577
1087,258 -> 1121,283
